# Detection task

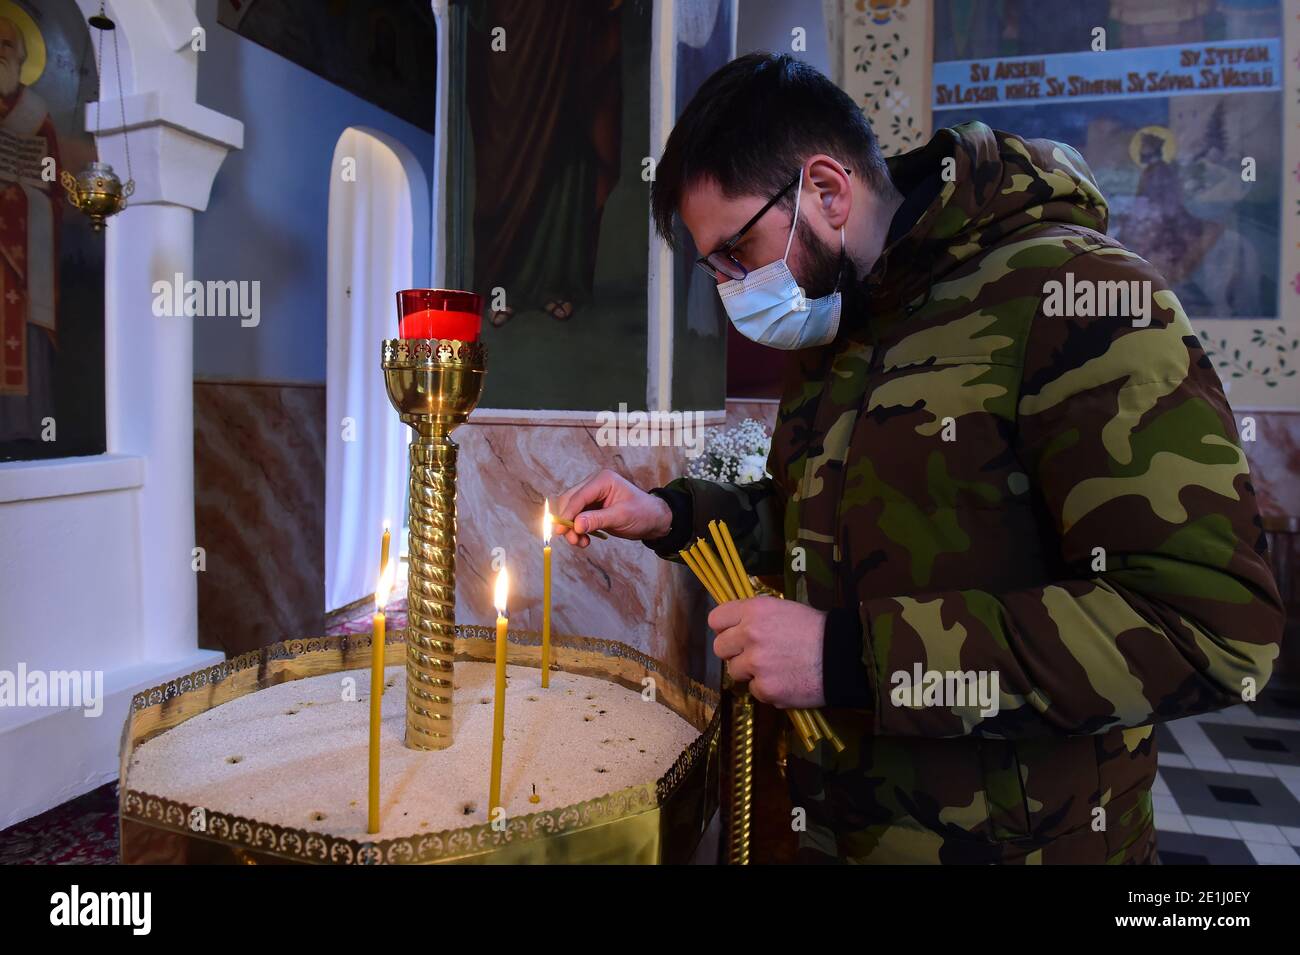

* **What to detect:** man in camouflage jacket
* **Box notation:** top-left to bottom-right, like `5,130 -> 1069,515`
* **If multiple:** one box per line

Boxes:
553,54 -> 1283,863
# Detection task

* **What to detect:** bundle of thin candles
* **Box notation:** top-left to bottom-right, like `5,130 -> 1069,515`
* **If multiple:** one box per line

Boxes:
679,521 -> 845,754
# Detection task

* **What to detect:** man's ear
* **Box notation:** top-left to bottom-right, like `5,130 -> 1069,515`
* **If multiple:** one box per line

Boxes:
806,155 -> 852,230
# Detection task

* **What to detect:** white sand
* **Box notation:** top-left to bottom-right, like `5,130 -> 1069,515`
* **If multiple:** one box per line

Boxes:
128,662 -> 698,841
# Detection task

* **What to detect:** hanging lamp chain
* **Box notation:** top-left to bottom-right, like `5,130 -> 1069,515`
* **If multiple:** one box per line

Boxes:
111,18 -> 133,191
60,2 -> 133,230
92,4 -> 104,140
88,2 -> 132,196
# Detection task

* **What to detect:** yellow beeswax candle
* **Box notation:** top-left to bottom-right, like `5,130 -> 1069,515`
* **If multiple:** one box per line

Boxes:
489,566 -> 509,817
542,500 -> 553,688
368,559 -> 396,834
379,521 -> 391,697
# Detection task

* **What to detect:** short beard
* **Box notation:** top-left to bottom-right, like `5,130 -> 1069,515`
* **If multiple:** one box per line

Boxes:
792,218 -> 854,299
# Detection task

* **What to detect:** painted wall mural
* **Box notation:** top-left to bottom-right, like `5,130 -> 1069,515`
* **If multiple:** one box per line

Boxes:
0,0 -> 105,462
838,0 -> 1299,409
445,0 -> 652,411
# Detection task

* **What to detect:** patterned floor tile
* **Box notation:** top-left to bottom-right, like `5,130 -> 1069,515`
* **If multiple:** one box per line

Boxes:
1152,793 -> 1181,817
1245,842 -> 1300,865
1155,722 -> 1183,755
1226,759 -> 1279,778
1155,811 -> 1192,834
1186,814 -> 1239,839
1201,722 -> 1299,766
1155,831 -> 1258,864
1161,767 -> 1300,827
1231,820 -> 1289,844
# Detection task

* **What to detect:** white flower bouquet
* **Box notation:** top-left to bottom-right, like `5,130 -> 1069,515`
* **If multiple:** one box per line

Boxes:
686,417 -> 772,484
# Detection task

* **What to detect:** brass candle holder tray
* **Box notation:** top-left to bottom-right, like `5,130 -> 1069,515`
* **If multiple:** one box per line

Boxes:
119,627 -> 719,864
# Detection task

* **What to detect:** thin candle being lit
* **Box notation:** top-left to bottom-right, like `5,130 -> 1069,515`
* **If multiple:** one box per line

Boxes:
551,515 -> 608,540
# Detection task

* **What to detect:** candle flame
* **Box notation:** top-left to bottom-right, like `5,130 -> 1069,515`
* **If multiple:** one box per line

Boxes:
542,498 -> 552,544
383,518 -> 391,533
493,565 -> 509,617
375,557 -> 397,612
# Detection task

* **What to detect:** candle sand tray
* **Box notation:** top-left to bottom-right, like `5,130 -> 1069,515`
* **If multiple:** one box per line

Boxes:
119,627 -> 719,864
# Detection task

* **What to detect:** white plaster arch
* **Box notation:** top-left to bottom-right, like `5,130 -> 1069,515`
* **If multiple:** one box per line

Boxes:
351,124 -> 432,296
324,126 -> 426,613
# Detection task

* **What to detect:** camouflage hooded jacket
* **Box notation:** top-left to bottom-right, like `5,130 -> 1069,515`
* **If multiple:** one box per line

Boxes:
652,121 -> 1283,863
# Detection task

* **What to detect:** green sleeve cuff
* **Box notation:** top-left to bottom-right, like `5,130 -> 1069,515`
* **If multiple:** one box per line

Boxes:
642,486 -> 693,561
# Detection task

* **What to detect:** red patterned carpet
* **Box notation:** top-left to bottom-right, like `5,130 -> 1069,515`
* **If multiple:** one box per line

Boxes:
0,782 -> 119,865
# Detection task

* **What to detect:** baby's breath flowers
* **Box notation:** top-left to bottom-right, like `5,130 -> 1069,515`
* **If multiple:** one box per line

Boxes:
686,418 -> 772,483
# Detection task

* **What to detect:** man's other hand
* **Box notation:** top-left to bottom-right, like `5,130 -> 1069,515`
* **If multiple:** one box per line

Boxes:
709,595 -> 827,708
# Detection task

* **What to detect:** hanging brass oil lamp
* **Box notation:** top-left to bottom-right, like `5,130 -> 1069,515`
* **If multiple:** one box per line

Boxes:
60,4 -> 134,232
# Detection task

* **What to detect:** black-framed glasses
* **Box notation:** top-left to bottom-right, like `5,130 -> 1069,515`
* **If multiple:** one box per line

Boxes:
694,166 -> 851,282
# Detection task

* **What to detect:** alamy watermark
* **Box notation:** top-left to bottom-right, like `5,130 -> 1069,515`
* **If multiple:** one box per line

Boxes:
152,273 -> 261,327
595,403 -> 708,458
1041,272 -> 1152,327
890,664 -> 1000,718
0,663 -> 104,717
49,885 -> 150,934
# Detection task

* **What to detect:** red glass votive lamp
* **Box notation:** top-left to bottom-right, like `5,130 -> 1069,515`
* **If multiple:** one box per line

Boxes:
396,289 -> 483,341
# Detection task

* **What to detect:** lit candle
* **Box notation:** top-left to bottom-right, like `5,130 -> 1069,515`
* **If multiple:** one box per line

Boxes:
541,500 -> 552,688
489,566 -> 509,817
368,558 -> 397,834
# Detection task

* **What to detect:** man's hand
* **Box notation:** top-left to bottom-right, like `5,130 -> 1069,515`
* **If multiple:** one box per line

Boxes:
709,596 -> 826,708
552,468 -> 673,548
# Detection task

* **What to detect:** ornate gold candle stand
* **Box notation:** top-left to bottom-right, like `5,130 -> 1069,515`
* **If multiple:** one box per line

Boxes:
381,338 -> 485,750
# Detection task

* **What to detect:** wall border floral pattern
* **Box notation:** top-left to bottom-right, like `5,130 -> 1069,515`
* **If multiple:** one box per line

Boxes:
844,0 -> 928,156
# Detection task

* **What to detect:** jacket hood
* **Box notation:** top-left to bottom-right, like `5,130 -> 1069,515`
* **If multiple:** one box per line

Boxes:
866,121 -> 1109,311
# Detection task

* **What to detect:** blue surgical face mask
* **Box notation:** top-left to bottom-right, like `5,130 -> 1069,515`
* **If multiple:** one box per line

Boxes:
716,168 -> 844,350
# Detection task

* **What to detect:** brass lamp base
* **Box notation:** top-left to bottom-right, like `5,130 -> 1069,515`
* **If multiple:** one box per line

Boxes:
382,338 -> 487,750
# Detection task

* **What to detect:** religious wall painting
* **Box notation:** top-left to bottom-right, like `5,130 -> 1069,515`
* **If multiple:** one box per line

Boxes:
0,0 -> 105,462
672,0 -> 733,406
447,0 -> 651,411
932,0 -> 1284,328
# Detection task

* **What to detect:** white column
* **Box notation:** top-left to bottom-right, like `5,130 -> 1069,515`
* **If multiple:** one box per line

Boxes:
105,204 -> 199,659
95,95 -> 243,660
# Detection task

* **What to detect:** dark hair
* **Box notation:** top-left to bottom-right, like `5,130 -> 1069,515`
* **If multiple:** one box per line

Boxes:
651,52 -> 891,248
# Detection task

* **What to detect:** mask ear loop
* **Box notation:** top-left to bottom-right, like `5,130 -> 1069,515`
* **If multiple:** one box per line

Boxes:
783,168 -> 811,310
782,167 -> 804,263
833,225 -> 846,294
